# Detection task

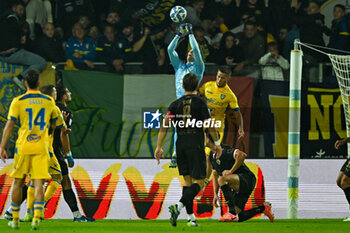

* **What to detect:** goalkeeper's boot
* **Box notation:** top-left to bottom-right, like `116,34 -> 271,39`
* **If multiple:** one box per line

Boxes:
263,202 -> 275,222
343,217 -> 350,222
219,212 -> 239,222
187,219 -> 199,227
4,210 -> 13,220
169,152 -> 177,168
8,220 -> 19,229
169,204 -> 180,227
23,213 -> 33,222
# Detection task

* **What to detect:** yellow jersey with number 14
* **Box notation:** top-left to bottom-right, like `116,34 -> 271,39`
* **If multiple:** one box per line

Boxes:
8,90 -> 59,155
199,81 -> 239,128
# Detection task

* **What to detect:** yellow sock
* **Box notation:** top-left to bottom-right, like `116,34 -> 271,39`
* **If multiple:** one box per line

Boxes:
27,185 -> 35,210
33,201 -> 44,220
11,203 -> 20,221
44,180 -> 60,203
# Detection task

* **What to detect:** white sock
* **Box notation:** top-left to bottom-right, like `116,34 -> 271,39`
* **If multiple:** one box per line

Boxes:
186,214 -> 191,221
189,213 -> 196,221
177,202 -> 184,212
7,207 -> 12,214
73,211 -> 82,218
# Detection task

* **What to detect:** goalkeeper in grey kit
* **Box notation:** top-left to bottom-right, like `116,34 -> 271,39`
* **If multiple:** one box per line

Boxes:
167,22 -> 205,168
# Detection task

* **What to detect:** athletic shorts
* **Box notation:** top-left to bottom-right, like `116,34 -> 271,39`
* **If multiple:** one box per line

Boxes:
11,153 -> 50,180
177,147 -> 206,180
48,151 -> 62,176
341,158 -> 350,177
235,172 -> 256,210
54,147 -> 68,176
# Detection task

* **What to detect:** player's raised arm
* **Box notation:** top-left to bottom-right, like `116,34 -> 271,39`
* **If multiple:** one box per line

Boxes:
167,32 -> 182,71
188,25 -> 205,81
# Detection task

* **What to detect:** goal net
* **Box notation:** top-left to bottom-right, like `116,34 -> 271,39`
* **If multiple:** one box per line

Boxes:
328,54 -> 350,159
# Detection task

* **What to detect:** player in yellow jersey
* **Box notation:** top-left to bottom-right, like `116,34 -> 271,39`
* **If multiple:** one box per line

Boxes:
0,70 -> 59,230
22,84 -> 71,222
196,66 -> 244,199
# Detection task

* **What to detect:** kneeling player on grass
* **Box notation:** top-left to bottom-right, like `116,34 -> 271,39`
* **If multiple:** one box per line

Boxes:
334,138 -> 350,221
206,135 -> 274,222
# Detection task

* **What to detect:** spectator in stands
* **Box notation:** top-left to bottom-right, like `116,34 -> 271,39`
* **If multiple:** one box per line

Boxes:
240,0 -> 272,33
325,4 -> 350,53
277,25 -> 289,59
65,23 -> 95,70
78,14 -> 92,32
55,0 -> 95,39
212,31 -> 244,65
259,42 -> 289,81
34,22 -> 65,62
0,0 -> 46,90
235,20 -> 265,73
291,0 -> 327,63
26,0 -> 53,40
101,11 -> 121,32
88,25 -> 102,42
185,0 -> 205,27
96,24 -> 134,73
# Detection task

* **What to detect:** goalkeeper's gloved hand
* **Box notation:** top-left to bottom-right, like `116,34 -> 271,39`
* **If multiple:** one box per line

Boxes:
177,23 -> 188,37
66,151 -> 75,168
183,23 -> 193,34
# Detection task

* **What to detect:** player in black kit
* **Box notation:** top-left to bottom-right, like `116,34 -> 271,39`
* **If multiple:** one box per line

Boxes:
206,134 -> 274,222
334,138 -> 350,221
155,73 -> 222,227
53,85 -> 94,222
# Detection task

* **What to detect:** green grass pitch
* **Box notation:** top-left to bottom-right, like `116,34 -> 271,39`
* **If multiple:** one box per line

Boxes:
0,219 -> 348,233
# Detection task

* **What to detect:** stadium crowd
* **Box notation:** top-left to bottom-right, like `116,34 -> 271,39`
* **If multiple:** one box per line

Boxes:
0,0 -> 349,78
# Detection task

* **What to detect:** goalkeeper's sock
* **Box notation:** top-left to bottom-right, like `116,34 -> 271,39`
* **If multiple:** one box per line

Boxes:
343,187 -> 350,204
238,206 -> 265,222
220,184 -> 237,215
27,184 -> 35,210
44,179 -> 60,203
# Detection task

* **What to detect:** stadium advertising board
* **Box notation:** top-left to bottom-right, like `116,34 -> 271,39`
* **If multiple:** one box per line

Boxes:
0,159 -> 347,219
261,80 -> 347,158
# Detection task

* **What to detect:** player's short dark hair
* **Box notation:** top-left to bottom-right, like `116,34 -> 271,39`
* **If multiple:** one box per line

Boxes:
334,4 -> 345,12
25,70 -> 40,89
218,66 -> 232,76
40,84 -> 55,96
183,73 -> 198,92
56,84 -> 67,102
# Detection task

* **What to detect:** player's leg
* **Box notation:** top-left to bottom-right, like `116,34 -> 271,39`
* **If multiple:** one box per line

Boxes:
45,155 -> 63,205
57,153 -> 94,222
4,183 -> 28,220
194,151 -> 211,200
218,174 -> 240,221
23,180 -> 35,222
338,160 -> 350,221
8,153 -> 28,228
30,153 -> 51,230
8,178 -> 25,229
